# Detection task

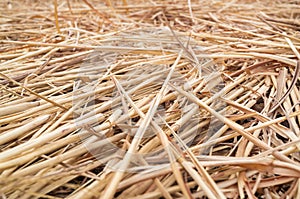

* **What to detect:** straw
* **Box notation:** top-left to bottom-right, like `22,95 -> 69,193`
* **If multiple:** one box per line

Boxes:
1,0 -> 300,198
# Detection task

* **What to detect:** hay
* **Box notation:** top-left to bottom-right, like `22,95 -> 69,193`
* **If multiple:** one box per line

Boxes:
1,0 -> 300,198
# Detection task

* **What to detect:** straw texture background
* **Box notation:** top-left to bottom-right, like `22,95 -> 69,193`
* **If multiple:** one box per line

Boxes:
1,0 -> 300,198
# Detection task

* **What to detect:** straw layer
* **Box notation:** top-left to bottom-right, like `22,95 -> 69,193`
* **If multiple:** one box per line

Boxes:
1,0 -> 300,198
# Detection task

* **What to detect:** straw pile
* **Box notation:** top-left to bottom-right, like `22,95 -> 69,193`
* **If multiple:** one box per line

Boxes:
1,0 -> 300,198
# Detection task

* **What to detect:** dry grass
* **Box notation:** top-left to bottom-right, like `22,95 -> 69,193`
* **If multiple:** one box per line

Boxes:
1,0 -> 300,198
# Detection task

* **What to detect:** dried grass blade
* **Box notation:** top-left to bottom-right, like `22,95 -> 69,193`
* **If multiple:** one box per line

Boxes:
0,72 -> 68,111
269,61 -> 300,113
